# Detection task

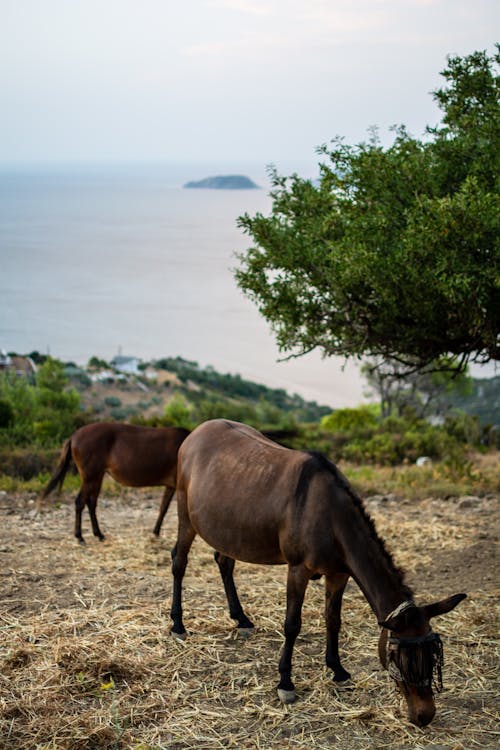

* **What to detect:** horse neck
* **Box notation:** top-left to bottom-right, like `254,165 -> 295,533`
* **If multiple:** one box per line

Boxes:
330,488 -> 412,621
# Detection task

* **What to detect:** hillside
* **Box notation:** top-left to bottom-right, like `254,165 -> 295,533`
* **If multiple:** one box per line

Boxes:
2,353 -> 498,477
67,355 -> 332,425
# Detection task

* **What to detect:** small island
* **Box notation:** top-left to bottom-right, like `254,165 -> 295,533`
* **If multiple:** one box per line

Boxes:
183,174 -> 260,190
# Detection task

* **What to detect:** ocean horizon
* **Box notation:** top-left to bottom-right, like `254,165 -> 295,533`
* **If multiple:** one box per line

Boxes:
0,163 -> 391,408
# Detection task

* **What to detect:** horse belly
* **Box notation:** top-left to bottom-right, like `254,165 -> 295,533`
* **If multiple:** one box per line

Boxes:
188,494 -> 286,565
107,451 -> 170,487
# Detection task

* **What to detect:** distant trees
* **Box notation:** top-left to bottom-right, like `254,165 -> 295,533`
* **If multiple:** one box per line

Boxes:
235,48 -> 500,378
87,356 -> 109,370
319,407 -> 482,465
0,357 -> 82,446
361,359 -> 473,419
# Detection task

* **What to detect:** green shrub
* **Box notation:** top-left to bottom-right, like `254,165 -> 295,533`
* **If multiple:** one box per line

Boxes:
193,399 -> 258,426
110,407 -> 130,420
71,371 -> 92,388
0,448 -> 61,480
343,433 -> 399,465
321,407 -> 377,434
0,398 -> 14,428
104,396 -> 122,407
163,394 -> 193,428
444,412 -> 481,444
0,358 -> 82,448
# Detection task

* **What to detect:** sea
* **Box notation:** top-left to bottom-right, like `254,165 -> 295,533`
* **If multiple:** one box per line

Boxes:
0,163 -> 367,408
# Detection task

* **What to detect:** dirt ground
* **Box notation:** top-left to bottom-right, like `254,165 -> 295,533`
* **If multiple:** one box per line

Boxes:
0,487 -> 498,750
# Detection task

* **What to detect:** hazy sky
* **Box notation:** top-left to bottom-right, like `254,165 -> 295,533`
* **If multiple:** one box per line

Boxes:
1,1 -> 498,172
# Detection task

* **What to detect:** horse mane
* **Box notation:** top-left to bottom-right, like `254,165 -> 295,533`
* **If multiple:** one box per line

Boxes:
297,451 -> 413,598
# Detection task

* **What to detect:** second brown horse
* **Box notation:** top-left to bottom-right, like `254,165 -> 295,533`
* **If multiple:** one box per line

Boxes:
170,419 -> 466,727
42,422 -> 190,542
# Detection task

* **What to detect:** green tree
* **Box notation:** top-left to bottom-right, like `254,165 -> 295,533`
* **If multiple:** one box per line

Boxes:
163,394 -> 193,428
32,358 -> 81,443
0,357 -> 81,446
235,48 -> 499,376
321,406 -> 378,433
36,357 -> 69,393
361,358 -> 473,419
87,355 -> 109,370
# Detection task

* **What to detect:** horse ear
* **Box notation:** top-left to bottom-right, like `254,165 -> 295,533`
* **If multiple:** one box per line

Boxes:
378,615 -> 398,630
423,593 -> 467,620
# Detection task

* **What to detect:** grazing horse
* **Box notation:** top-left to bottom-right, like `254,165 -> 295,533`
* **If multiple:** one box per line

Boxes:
170,419 -> 466,727
42,422 -> 190,542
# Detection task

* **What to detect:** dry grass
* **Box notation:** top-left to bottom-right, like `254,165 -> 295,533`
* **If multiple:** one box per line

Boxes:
0,487 -> 498,750
344,450 -> 500,500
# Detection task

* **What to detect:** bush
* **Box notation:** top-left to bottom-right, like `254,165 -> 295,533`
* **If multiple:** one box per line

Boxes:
70,371 -> 92,388
0,358 -> 83,448
343,433 -> 401,465
444,412 -> 481,444
104,396 -> 122,407
0,398 -> 14,428
321,407 -> 378,434
318,407 -> 477,465
110,407 -> 130,420
0,448 -> 61,479
193,399 -> 258,426
163,395 -> 193,428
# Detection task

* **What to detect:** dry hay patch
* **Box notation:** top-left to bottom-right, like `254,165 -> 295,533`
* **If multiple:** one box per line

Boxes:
0,490 -> 498,749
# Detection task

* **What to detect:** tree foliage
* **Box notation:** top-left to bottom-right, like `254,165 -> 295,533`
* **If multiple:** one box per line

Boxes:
361,358 -> 473,419
235,48 -> 500,375
0,358 -> 82,447
319,406 -> 483,465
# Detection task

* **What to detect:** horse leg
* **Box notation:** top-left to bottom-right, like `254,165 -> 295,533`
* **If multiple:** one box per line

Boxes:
83,478 -> 105,541
214,551 -> 254,630
277,564 -> 310,704
153,486 -> 175,536
170,518 -> 196,638
325,573 -> 351,683
74,490 -> 86,543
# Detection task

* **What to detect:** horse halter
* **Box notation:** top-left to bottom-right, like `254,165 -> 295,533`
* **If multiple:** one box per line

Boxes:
387,631 -> 444,691
385,602 -> 444,692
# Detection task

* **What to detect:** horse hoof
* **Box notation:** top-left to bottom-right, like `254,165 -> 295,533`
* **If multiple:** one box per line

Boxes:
333,678 -> 354,691
236,627 -> 254,639
277,688 -> 296,704
171,630 -> 187,642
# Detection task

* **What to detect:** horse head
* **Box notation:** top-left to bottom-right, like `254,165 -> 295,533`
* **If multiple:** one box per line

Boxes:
378,593 -> 466,727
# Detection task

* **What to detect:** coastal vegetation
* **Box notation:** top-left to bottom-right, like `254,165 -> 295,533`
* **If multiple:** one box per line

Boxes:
0,352 -> 497,495
1,50 -> 498,492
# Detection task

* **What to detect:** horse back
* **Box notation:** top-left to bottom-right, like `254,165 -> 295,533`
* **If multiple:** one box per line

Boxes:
177,420 -> 312,565
71,422 -> 189,487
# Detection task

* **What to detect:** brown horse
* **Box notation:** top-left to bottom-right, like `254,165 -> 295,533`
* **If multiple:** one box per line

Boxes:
170,419 -> 466,727
42,422 -> 190,542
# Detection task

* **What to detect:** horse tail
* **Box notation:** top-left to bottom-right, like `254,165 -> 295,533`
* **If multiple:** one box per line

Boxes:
41,438 -> 74,500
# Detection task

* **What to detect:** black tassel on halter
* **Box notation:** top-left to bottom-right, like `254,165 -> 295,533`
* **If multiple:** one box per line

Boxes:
388,632 -> 444,692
